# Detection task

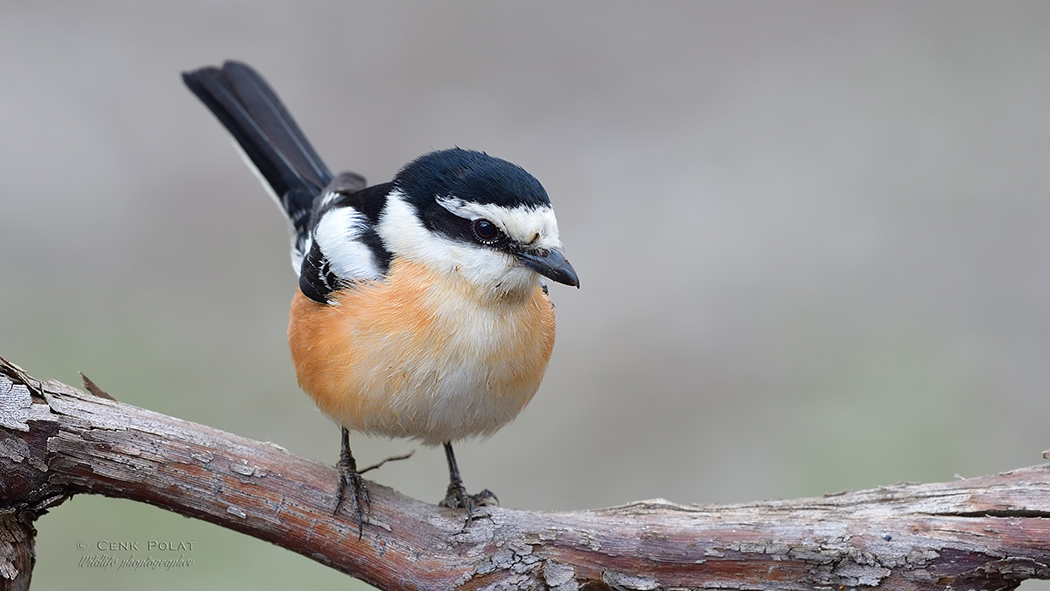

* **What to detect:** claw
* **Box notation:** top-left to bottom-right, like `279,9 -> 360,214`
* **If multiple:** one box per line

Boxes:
440,483 -> 499,511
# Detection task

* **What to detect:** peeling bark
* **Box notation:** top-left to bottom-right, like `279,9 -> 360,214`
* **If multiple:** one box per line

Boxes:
1,355 -> 1049,590
0,512 -> 35,591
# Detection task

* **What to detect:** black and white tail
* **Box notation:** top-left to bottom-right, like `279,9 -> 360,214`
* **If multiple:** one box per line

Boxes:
182,61 -> 333,269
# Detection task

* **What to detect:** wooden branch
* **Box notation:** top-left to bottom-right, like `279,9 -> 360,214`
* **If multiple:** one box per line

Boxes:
2,355 -> 1049,591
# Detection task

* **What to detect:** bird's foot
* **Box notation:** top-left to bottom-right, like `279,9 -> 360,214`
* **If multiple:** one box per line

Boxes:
440,481 -> 499,514
335,454 -> 370,538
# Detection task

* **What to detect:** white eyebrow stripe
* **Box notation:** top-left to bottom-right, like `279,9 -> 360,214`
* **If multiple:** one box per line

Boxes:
436,196 -> 562,249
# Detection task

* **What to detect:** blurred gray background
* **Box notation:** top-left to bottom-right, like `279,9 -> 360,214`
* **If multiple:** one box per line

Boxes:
3,2 -> 1049,589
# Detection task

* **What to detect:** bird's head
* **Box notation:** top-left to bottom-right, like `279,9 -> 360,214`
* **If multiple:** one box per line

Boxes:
377,148 -> 579,298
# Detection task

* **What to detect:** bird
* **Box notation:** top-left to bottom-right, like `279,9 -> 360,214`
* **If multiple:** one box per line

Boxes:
181,61 -> 578,529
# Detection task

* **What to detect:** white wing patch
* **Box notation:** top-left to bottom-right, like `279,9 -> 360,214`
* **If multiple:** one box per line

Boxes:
313,207 -> 382,281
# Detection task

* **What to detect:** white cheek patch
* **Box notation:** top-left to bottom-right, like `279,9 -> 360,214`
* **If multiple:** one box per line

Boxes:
436,196 -> 562,251
314,207 -> 382,281
377,191 -> 455,264
378,190 -> 537,294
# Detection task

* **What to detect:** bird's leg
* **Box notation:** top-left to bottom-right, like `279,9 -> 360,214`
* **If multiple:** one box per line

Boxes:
334,427 -> 369,538
440,441 -> 469,509
439,441 -> 499,513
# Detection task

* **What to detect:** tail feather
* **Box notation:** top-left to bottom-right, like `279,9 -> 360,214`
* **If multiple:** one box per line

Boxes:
182,61 -> 333,248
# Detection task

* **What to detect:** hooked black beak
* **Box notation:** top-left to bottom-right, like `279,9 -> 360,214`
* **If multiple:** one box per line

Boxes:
515,249 -> 580,288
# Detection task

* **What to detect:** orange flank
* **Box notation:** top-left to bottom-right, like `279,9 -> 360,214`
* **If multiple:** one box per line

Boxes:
288,259 -> 556,445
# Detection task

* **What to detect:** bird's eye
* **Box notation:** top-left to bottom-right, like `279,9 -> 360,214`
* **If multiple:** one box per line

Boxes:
471,219 -> 500,244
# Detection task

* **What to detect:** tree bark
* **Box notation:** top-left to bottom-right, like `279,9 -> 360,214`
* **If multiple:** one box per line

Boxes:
1,354 -> 1049,591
